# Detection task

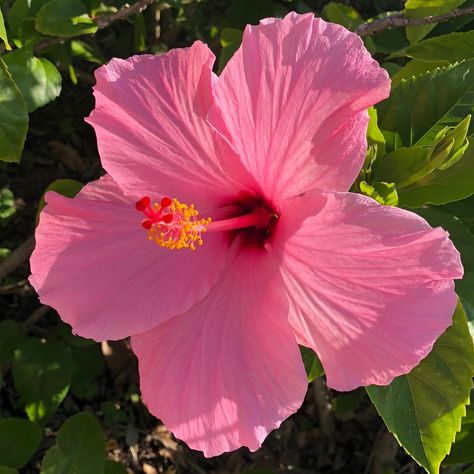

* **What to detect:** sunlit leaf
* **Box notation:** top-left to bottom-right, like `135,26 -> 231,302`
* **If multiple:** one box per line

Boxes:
392,30 -> 474,64
405,0 -> 465,44
0,7 -> 11,50
0,59 -> 28,163
3,49 -> 61,113
35,0 -> 98,37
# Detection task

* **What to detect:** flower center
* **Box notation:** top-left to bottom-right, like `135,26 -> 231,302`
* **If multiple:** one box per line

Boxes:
136,196 -> 211,251
135,196 -> 275,251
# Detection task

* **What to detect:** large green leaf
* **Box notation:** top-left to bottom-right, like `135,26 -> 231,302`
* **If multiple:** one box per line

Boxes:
0,419 -> 42,469
378,60 -> 474,151
415,207 -> 474,322
367,302 -> 474,473
0,7 -> 11,50
35,0 -> 97,37
12,338 -> 73,423
405,0 -> 466,44
40,413 -> 106,474
0,59 -> 28,163
3,49 -> 61,113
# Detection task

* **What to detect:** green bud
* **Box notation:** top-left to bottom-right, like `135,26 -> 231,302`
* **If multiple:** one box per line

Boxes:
428,115 -> 471,170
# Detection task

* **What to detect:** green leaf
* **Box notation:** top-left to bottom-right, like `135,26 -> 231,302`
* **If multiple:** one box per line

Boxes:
12,338 -> 73,423
0,320 -> 24,363
3,49 -> 61,113
0,59 -> 28,163
405,0 -> 465,44
0,418 -> 42,469
367,106 -> 385,159
70,40 -> 104,64
322,2 -> 363,31
37,179 -> 83,224
392,31 -> 474,64
35,0 -> 98,37
367,302 -> 474,474
0,7 -> 11,50
444,392 -> 474,464
300,346 -> 324,383
378,60 -> 474,151
40,413 -> 106,474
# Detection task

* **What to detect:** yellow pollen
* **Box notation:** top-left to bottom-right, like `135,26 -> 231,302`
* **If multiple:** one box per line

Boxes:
147,198 -> 211,251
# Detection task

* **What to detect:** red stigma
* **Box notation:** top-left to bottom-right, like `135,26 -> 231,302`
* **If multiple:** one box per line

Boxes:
161,197 -> 172,208
142,219 -> 153,230
162,214 -> 173,224
136,196 -> 151,211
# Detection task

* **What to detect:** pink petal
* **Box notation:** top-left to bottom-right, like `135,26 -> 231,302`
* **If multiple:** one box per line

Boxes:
270,191 -> 463,391
86,42 -> 242,209
208,13 -> 390,204
29,175 -> 229,341
131,240 -> 307,457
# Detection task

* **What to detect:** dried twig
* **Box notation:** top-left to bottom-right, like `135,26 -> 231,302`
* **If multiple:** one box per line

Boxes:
0,235 -> 35,282
95,0 -> 159,29
356,5 -> 474,37
23,304 -> 50,331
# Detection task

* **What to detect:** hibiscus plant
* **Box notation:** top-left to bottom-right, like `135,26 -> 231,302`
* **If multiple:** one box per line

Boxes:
1,1 -> 474,473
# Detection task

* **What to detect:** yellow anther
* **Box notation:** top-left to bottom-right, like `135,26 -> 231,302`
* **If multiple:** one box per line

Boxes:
145,198 -> 211,251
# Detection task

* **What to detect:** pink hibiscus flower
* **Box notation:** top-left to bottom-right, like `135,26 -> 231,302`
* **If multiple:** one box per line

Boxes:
30,12 -> 462,457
